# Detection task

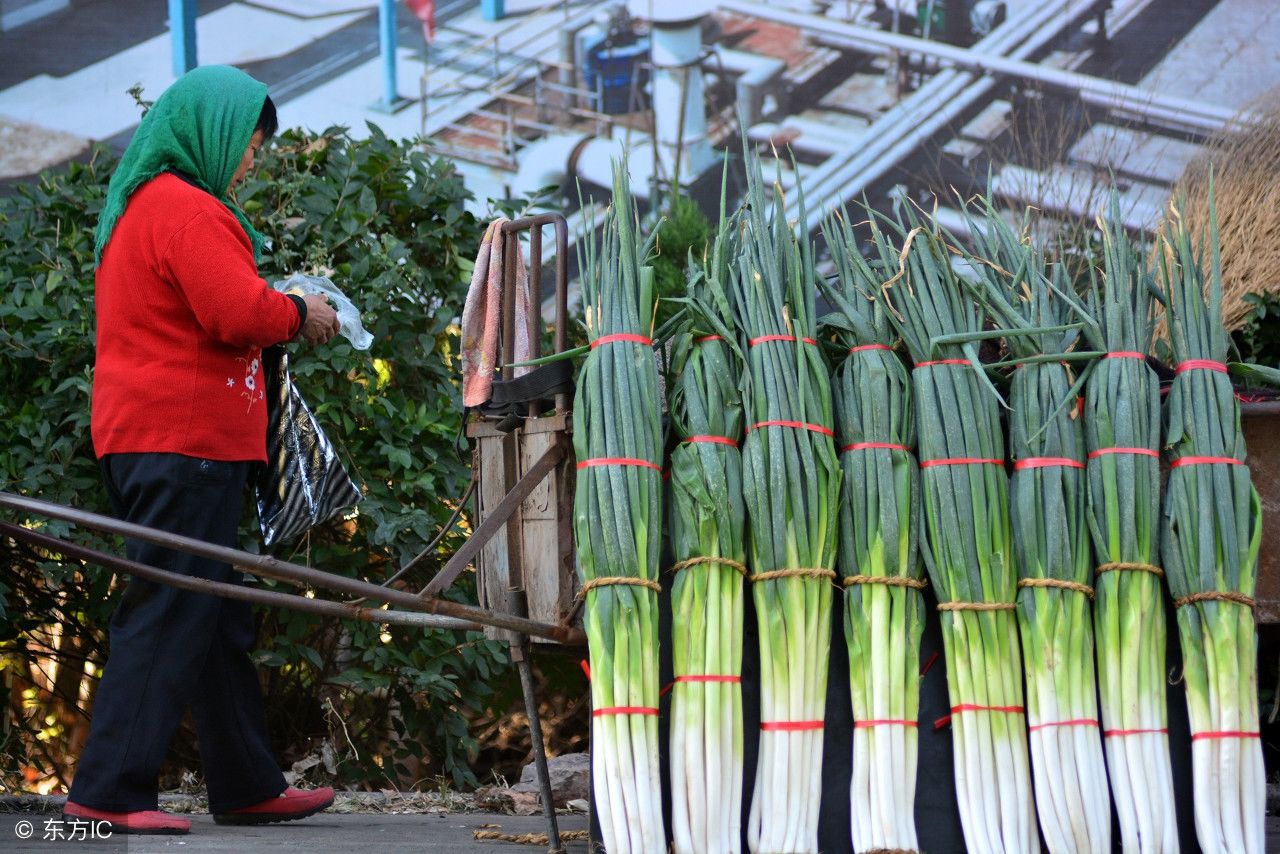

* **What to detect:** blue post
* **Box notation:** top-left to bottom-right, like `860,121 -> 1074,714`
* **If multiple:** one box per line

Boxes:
481,0 -> 505,22
169,0 -> 197,76
380,0 -> 398,108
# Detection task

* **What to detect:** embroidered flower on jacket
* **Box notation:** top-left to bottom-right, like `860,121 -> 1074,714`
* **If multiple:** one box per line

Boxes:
235,352 -> 265,412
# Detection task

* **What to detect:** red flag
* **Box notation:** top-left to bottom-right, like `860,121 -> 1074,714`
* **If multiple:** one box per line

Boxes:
405,0 -> 435,43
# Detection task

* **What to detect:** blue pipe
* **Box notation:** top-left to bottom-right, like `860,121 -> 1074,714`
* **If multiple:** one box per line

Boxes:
169,0 -> 197,76
380,0 -> 398,108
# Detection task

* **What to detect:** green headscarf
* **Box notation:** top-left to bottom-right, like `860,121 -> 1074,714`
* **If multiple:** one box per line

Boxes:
95,65 -> 269,265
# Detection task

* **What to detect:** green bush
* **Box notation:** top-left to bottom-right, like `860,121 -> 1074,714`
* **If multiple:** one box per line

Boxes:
0,125 -> 518,793
651,193 -> 712,326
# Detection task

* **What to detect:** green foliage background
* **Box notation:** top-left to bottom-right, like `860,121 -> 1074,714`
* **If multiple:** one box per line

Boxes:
0,125 -> 548,793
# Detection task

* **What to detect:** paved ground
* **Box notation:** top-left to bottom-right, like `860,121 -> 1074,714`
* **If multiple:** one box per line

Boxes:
0,811 -> 590,853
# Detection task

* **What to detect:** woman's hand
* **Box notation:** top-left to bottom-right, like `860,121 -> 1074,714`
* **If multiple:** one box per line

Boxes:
300,294 -> 341,345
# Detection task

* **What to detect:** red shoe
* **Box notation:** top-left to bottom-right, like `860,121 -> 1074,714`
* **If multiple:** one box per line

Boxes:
62,801 -> 191,835
213,786 -> 335,826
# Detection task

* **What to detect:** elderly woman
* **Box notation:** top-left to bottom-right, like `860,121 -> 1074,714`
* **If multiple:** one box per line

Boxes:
64,65 -> 340,835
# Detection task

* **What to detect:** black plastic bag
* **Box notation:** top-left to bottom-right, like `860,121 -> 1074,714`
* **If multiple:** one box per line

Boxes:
255,346 -> 362,548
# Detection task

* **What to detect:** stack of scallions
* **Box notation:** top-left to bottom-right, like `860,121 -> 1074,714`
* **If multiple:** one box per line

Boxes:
667,179 -> 748,854
878,205 -> 1036,853
1159,185 -> 1265,853
572,159 -> 666,854
731,149 -> 840,854
958,199 -> 1110,853
1077,193 -> 1178,852
819,210 -> 924,853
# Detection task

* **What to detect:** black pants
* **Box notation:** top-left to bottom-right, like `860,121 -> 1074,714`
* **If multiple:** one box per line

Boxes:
68,453 -> 285,813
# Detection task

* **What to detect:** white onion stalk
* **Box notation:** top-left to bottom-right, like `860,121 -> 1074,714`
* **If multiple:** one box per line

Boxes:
821,210 -> 924,853
668,181 -> 747,854
731,147 -> 839,854
1158,183 -> 1264,854
573,157 -> 665,854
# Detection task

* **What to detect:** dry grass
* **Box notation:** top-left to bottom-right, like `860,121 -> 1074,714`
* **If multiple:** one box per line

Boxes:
1163,90 -> 1280,331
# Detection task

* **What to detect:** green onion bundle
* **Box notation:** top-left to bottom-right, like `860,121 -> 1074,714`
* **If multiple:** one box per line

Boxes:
959,202 -> 1110,853
1159,188 -> 1265,854
1078,194 -> 1177,852
731,151 -> 840,854
573,159 -> 665,854
820,211 -> 924,853
667,189 -> 748,854
879,209 -> 1035,854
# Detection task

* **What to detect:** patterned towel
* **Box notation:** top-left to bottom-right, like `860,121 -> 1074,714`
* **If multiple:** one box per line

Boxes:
461,217 -> 533,408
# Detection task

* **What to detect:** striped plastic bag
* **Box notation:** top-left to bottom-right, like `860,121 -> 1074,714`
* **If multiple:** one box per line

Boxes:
255,345 -> 362,548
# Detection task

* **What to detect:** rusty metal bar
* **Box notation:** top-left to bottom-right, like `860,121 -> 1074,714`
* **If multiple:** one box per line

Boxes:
501,231 -> 518,384
418,437 -> 566,598
0,521 -> 481,631
497,214 -> 570,413
527,225 -> 544,420
0,492 -> 585,645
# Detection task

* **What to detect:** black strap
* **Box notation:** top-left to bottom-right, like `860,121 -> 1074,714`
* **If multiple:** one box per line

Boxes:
476,362 -> 574,432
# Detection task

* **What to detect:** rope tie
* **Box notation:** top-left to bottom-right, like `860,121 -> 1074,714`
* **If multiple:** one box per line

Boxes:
671,555 -> 748,577
843,575 -> 928,590
1174,591 -> 1255,609
749,567 -> 837,584
1096,562 -> 1164,578
1018,577 -> 1095,600
937,601 -> 1016,612
577,576 -> 661,600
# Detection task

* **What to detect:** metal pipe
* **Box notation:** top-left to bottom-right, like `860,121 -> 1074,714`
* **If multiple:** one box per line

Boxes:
762,0 -> 1075,221
378,0 -> 400,109
168,0 -> 197,76
0,521 -> 480,632
514,639 -> 564,853
0,492 -> 585,645
780,6 -> 1252,133
772,0 -> 1108,231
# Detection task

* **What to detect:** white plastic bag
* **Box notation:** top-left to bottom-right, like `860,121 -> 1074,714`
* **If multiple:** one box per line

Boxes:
272,273 -> 374,350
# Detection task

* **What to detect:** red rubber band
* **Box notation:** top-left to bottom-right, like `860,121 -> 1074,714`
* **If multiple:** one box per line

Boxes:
577,457 -> 662,471
1088,447 -> 1159,459
685,435 -> 737,446
843,442 -> 910,453
580,660 -> 591,681
695,334 -> 723,343
1105,351 -> 1146,360
1170,456 -> 1244,468
593,706 -> 659,717
1014,457 -> 1085,470
591,333 -> 653,349
916,359 -> 971,368
749,334 -> 817,347
1029,719 -> 1099,733
920,650 -> 941,677
674,675 -> 742,684
1175,359 -> 1228,375
760,720 -> 825,732
951,704 -> 1026,715
855,719 -> 918,729
1104,727 -> 1168,737
934,715 -> 951,730
749,420 -> 835,437
850,344 -> 892,354
659,682 -> 673,698
1191,730 -> 1260,741
920,458 -> 1003,468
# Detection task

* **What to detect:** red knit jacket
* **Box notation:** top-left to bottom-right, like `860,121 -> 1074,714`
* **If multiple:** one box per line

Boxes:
92,173 -> 301,463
